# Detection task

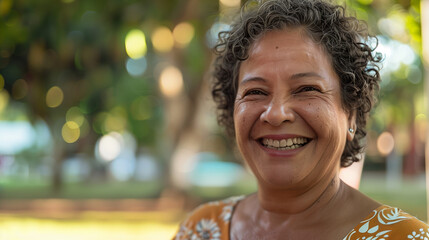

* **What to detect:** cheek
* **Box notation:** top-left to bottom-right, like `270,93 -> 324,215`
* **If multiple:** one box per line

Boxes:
298,101 -> 345,135
297,103 -> 324,129
234,103 -> 260,133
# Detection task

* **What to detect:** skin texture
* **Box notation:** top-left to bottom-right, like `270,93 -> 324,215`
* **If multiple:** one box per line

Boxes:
230,28 -> 380,239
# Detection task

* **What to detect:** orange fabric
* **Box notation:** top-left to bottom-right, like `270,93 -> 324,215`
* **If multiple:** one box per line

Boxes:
173,196 -> 244,240
173,196 -> 428,240
343,205 -> 428,240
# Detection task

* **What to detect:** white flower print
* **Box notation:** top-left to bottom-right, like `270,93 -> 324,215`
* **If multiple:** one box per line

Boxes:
408,231 -> 421,240
343,206 -> 418,240
343,229 -> 390,240
422,228 -> 429,239
174,225 -> 194,240
343,206 -> 429,240
358,221 -> 379,234
408,228 -> 429,240
194,219 -> 221,240
378,208 -> 410,225
221,205 -> 233,222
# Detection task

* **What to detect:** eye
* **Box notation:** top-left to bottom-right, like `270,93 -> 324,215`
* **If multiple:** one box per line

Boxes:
244,89 -> 267,96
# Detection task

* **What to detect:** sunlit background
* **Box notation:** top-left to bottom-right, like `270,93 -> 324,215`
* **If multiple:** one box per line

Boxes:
0,0 -> 428,239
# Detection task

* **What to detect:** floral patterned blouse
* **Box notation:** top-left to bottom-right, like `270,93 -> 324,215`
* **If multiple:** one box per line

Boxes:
172,196 -> 429,240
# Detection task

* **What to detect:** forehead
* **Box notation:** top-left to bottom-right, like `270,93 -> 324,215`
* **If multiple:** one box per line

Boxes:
247,28 -> 329,63
239,28 -> 336,80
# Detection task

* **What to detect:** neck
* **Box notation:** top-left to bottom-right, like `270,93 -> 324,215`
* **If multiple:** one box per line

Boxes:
254,174 -> 345,227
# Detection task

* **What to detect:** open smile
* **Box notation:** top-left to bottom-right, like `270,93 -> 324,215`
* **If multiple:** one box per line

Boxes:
259,137 -> 311,150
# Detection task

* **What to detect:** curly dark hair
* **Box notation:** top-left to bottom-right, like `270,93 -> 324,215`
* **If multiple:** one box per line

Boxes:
211,0 -> 381,167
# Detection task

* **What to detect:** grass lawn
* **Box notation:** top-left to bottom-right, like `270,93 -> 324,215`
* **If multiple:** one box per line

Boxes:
0,179 -> 162,199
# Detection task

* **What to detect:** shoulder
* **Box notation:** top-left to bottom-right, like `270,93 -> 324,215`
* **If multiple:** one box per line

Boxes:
172,196 -> 245,240
376,206 -> 428,238
344,205 -> 429,240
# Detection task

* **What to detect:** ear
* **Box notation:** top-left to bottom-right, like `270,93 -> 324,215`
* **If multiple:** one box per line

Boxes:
347,110 -> 357,142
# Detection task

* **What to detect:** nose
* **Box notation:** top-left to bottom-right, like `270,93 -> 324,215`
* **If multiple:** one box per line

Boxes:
260,98 -> 295,126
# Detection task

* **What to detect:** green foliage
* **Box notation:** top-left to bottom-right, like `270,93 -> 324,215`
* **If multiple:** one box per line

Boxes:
0,0 -> 216,148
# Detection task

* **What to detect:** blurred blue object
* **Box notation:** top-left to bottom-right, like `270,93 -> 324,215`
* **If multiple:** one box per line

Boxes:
0,121 -> 35,155
189,152 -> 244,187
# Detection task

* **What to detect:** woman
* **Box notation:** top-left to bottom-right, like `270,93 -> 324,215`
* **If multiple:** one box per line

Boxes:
173,0 -> 428,239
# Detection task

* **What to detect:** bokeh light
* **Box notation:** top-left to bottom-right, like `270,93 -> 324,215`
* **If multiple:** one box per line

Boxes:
0,121 -> 36,155
46,86 -> 64,108
0,74 -> 4,90
356,0 -> 373,4
393,127 -> 410,155
173,22 -> 195,48
377,131 -> 395,156
62,121 -> 80,143
66,107 -> 85,127
125,29 -> 147,59
220,0 -> 240,7
0,0 -> 12,16
12,79 -> 28,100
378,15 -> 407,41
0,90 -> 10,114
374,36 -> 418,87
206,22 -> 231,48
415,114 -> 427,142
104,107 -> 127,132
423,0 -> 429,64
406,65 -> 423,84
188,152 -> 244,187
159,66 -> 183,98
104,115 -> 127,132
126,57 -> 147,76
98,132 -> 123,162
151,27 -> 174,53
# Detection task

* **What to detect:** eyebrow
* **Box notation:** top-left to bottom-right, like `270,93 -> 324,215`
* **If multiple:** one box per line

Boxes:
240,72 -> 323,84
290,72 -> 323,80
240,76 -> 266,84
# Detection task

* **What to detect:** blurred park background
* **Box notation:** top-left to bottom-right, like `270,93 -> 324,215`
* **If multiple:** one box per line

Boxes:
0,0 -> 428,239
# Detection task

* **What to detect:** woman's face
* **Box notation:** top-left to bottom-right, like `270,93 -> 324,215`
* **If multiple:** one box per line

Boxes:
234,28 -> 354,190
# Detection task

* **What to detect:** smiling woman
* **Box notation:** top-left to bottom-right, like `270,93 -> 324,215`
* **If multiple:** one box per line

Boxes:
172,0 -> 428,240
234,28 -> 350,192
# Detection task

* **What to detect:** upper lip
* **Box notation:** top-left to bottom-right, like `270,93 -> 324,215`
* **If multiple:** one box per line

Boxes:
256,134 -> 312,140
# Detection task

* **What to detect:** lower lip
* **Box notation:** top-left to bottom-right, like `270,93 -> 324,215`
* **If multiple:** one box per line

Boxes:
258,142 -> 308,157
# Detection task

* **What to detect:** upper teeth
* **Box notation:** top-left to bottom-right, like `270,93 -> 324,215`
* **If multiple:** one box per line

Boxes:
262,137 -> 308,148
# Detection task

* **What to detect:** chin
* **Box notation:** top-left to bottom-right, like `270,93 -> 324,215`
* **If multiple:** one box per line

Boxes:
258,172 -> 306,189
